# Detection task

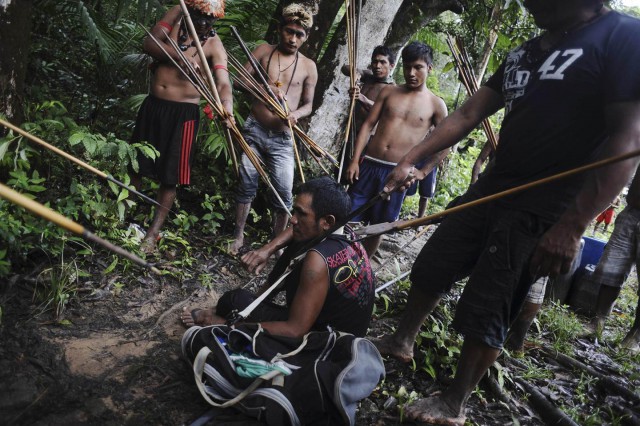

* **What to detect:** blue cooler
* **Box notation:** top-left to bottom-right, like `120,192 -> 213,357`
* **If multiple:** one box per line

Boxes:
568,236 -> 607,315
579,236 -> 607,271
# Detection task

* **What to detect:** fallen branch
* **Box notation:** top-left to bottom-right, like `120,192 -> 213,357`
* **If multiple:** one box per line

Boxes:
514,377 -> 579,426
481,369 -> 514,408
617,405 -> 640,426
541,347 -> 640,403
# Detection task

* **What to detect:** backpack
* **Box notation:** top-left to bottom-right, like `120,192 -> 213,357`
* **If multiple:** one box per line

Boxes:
181,324 -> 385,425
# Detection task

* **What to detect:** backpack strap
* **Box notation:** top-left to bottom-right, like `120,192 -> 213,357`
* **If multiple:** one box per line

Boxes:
193,346 -> 284,407
228,252 -> 306,324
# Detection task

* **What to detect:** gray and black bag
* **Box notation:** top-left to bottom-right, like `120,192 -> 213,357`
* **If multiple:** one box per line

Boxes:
182,323 -> 385,425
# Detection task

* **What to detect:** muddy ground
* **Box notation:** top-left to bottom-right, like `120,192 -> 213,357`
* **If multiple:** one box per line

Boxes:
1,224 -> 639,425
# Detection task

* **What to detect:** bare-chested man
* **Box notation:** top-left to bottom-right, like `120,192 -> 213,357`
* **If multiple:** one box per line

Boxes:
341,45 -> 396,130
230,4 -> 318,255
346,41 -> 448,256
130,0 -> 233,253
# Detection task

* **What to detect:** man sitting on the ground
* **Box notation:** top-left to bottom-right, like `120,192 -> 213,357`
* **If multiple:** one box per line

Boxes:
345,41 -> 448,257
182,177 -> 375,338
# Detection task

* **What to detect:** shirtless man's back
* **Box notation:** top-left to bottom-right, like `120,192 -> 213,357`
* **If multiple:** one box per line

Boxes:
346,41 -> 447,256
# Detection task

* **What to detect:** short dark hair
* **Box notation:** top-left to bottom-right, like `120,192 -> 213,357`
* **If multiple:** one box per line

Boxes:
296,177 -> 351,224
401,41 -> 434,66
372,45 -> 396,65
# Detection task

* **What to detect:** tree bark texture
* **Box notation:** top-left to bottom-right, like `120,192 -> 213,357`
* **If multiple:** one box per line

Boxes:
307,0 -> 466,150
307,0 -> 405,149
303,0 -> 344,60
0,0 -> 33,125
385,0 -> 465,54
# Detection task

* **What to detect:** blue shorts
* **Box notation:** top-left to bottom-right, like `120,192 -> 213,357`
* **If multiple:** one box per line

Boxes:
406,166 -> 438,198
348,157 -> 407,224
411,188 -> 552,349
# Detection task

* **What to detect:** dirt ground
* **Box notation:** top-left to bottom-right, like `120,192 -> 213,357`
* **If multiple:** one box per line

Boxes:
1,225 -> 638,425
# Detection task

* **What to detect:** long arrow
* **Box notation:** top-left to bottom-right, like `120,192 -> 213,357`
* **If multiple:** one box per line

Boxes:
229,26 -> 282,107
375,271 -> 410,294
177,0 -> 239,177
0,182 -> 161,274
0,118 -> 168,212
357,148 -> 640,237
374,224 -> 435,274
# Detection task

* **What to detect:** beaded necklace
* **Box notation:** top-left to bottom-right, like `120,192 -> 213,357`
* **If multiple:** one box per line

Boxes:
266,47 -> 299,95
177,18 -> 216,57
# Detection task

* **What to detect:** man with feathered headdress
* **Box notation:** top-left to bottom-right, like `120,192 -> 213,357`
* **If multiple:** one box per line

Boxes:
130,0 -> 233,253
230,4 -> 318,256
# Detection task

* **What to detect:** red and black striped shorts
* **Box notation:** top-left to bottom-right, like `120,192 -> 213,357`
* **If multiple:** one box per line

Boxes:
131,95 -> 200,185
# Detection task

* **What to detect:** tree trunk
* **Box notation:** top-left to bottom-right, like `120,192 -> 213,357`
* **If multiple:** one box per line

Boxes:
303,0 -> 344,61
473,2 -> 501,84
307,0 -> 466,150
307,0 -> 406,148
0,0 -> 33,126
385,0 -> 465,54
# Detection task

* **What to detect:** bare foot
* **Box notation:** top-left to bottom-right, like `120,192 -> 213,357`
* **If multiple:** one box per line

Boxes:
140,235 -> 158,254
228,237 -> 244,256
181,307 -> 215,327
372,334 -> 413,363
404,393 -> 466,426
581,317 -> 605,338
621,327 -> 640,353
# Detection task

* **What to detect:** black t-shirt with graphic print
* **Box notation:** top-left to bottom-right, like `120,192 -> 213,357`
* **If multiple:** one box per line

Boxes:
479,11 -> 640,220
267,227 -> 375,337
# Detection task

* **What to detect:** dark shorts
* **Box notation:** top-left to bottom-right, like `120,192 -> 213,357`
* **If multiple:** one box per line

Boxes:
131,95 -> 200,185
348,157 -> 408,224
406,166 -> 438,198
411,188 -> 552,349
216,288 -> 288,322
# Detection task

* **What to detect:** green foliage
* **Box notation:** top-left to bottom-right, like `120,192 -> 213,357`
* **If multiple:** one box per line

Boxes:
1,104 -> 146,275
0,249 -> 10,277
171,210 -> 199,232
7,170 -> 47,195
415,306 -> 463,379
513,356 -> 553,381
537,301 -> 584,354
391,385 -> 420,422
201,193 -> 229,234
32,238 -> 86,320
426,1 -> 537,80
428,142 -> 481,212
